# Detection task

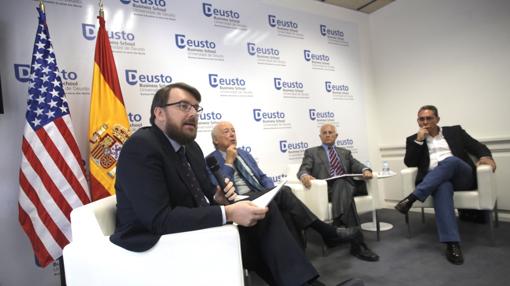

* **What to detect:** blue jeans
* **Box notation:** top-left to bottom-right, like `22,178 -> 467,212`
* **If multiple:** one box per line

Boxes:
413,156 -> 475,242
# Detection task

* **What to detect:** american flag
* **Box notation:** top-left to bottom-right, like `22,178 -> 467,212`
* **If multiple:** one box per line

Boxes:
18,7 -> 90,268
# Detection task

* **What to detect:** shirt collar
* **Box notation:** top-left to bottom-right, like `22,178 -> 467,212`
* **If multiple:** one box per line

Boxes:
162,132 -> 182,152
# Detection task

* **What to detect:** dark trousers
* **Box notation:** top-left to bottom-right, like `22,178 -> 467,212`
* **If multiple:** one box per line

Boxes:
239,201 -> 318,286
328,179 -> 361,227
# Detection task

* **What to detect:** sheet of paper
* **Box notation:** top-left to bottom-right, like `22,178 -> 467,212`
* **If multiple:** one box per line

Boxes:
252,180 -> 287,207
325,173 -> 363,181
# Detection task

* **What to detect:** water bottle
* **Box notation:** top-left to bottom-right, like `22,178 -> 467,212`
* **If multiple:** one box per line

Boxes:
382,160 -> 389,175
364,160 -> 371,169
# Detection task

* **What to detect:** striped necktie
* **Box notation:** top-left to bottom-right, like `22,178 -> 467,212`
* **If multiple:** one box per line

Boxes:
233,156 -> 266,192
177,147 -> 209,207
328,146 -> 345,176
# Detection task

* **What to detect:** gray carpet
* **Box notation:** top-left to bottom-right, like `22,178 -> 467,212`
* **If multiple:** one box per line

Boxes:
250,209 -> 510,286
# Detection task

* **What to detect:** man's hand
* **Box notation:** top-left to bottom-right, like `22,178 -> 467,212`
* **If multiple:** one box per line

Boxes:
416,127 -> 429,142
225,201 -> 268,227
362,169 -> 373,179
300,174 -> 315,189
213,178 -> 237,205
477,156 -> 497,172
225,145 -> 238,165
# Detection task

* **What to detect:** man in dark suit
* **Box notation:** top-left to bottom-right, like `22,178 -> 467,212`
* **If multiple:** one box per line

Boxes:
395,105 -> 496,265
297,124 -> 379,262
110,83 -> 363,286
207,121 -> 360,250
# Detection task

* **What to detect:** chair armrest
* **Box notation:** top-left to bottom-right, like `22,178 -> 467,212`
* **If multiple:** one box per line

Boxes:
476,164 -> 497,209
400,167 -> 418,196
303,179 -> 329,221
64,225 -> 244,286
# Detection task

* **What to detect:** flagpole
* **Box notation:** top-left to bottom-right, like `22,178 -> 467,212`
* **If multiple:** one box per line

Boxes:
99,0 -> 104,17
39,0 -> 45,12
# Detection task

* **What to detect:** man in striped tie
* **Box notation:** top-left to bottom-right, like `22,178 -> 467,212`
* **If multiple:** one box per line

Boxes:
298,124 -> 379,262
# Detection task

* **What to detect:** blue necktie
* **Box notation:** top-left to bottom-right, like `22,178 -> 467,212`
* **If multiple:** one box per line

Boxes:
178,147 -> 209,207
233,156 -> 266,192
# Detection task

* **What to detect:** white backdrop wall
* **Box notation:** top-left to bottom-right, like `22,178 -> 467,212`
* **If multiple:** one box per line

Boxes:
0,0 -> 375,285
369,0 -> 510,211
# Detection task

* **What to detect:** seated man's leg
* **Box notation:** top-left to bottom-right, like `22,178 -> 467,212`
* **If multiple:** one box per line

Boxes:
432,181 -> 460,242
414,156 -> 472,201
238,201 -> 318,286
273,186 -> 317,229
328,179 -> 355,224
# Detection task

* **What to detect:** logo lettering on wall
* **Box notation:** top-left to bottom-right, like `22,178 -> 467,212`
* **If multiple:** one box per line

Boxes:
267,14 -> 304,39
319,24 -> 349,46
273,77 -> 308,99
269,173 -> 287,183
82,24 -> 146,55
246,42 -> 286,66
208,73 -> 252,97
324,81 -> 352,100
279,139 -> 309,160
308,108 -> 338,127
119,0 -> 176,21
128,112 -> 143,132
125,69 -> 173,96
14,63 -> 89,96
174,34 -> 224,61
202,3 -> 247,30
197,110 -> 223,133
303,49 -> 335,71
252,108 -> 291,130
336,138 -> 358,154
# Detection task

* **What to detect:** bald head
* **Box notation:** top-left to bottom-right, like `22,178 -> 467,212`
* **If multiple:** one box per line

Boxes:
211,121 -> 237,151
319,124 -> 338,146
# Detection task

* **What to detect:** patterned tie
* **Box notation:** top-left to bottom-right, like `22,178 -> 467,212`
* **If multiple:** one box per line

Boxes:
177,147 -> 209,207
328,146 -> 344,176
233,156 -> 266,192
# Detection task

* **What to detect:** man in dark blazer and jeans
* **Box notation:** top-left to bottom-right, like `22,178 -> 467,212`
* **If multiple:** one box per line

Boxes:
110,83 -> 364,286
395,105 -> 496,265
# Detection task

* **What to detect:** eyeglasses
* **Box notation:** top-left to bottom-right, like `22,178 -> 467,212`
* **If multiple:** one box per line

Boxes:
418,116 -> 436,122
161,101 -> 203,114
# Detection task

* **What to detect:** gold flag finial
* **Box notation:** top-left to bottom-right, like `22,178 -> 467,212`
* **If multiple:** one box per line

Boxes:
39,0 -> 45,12
99,0 -> 104,17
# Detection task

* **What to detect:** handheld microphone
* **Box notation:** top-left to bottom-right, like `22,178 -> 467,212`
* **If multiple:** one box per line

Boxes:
206,156 -> 228,190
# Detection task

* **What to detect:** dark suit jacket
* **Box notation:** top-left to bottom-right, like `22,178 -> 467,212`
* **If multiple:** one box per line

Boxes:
208,149 -> 274,190
110,126 -> 223,252
404,125 -> 491,185
297,145 -> 369,195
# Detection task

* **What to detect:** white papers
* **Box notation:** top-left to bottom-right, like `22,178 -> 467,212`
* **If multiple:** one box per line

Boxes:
252,180 -> 287,207
325,173 -> 363,181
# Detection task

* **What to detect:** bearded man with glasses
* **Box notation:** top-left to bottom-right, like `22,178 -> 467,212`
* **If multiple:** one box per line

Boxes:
395,105 -> 496,265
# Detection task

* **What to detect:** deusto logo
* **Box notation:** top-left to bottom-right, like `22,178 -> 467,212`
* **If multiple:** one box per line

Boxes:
252,108 -> 285,122
273,78 -> 303,90
267,15 -> 298,29
270,173 -> 287,183
319,24 -> 344,38
120,0 -> 167,7
208,74 -> 246,88
202,3 -> 240,19
336,138 -> 354,146
238,145 -> 252,153
175,34 -> 216,49
279,140 -> 309,153
325,81 -> 349,93
125,69 -> 173,85
308,109 -> 335,121
128,112 -> 143,123
303,50 -> 330,62
247,42 -> 279,56
82,24 -> 135,41
199,110 -> 223,121
14,64 -> 77,83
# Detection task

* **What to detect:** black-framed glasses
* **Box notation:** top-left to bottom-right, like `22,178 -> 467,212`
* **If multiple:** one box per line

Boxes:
418,116 -> 435,122
161,101 -> 203,114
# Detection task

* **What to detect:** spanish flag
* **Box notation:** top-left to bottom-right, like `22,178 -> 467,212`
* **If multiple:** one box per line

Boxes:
88,13 -> 130,201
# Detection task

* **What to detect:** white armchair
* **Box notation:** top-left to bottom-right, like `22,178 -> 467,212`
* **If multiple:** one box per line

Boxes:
286,163 -> 381,241
400,165 -> 498,243
63,195 -> 245,286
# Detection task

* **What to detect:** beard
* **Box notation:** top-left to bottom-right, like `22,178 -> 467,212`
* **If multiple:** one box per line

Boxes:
164,118 -> 197,145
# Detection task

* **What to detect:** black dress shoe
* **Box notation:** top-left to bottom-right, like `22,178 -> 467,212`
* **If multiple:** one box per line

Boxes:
324,227 -> 360,248
350,242 -> 379,262
395,196 -> 415,214
445,242 -> 464,265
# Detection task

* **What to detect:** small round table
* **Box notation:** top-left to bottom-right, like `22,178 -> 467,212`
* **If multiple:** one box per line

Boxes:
361,171 -> 396,232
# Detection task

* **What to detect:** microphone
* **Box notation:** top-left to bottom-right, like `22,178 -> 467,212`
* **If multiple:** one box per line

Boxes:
206,156 -> 228,190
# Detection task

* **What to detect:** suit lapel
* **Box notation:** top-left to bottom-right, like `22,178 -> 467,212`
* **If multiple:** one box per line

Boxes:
335,147 -> 349,172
